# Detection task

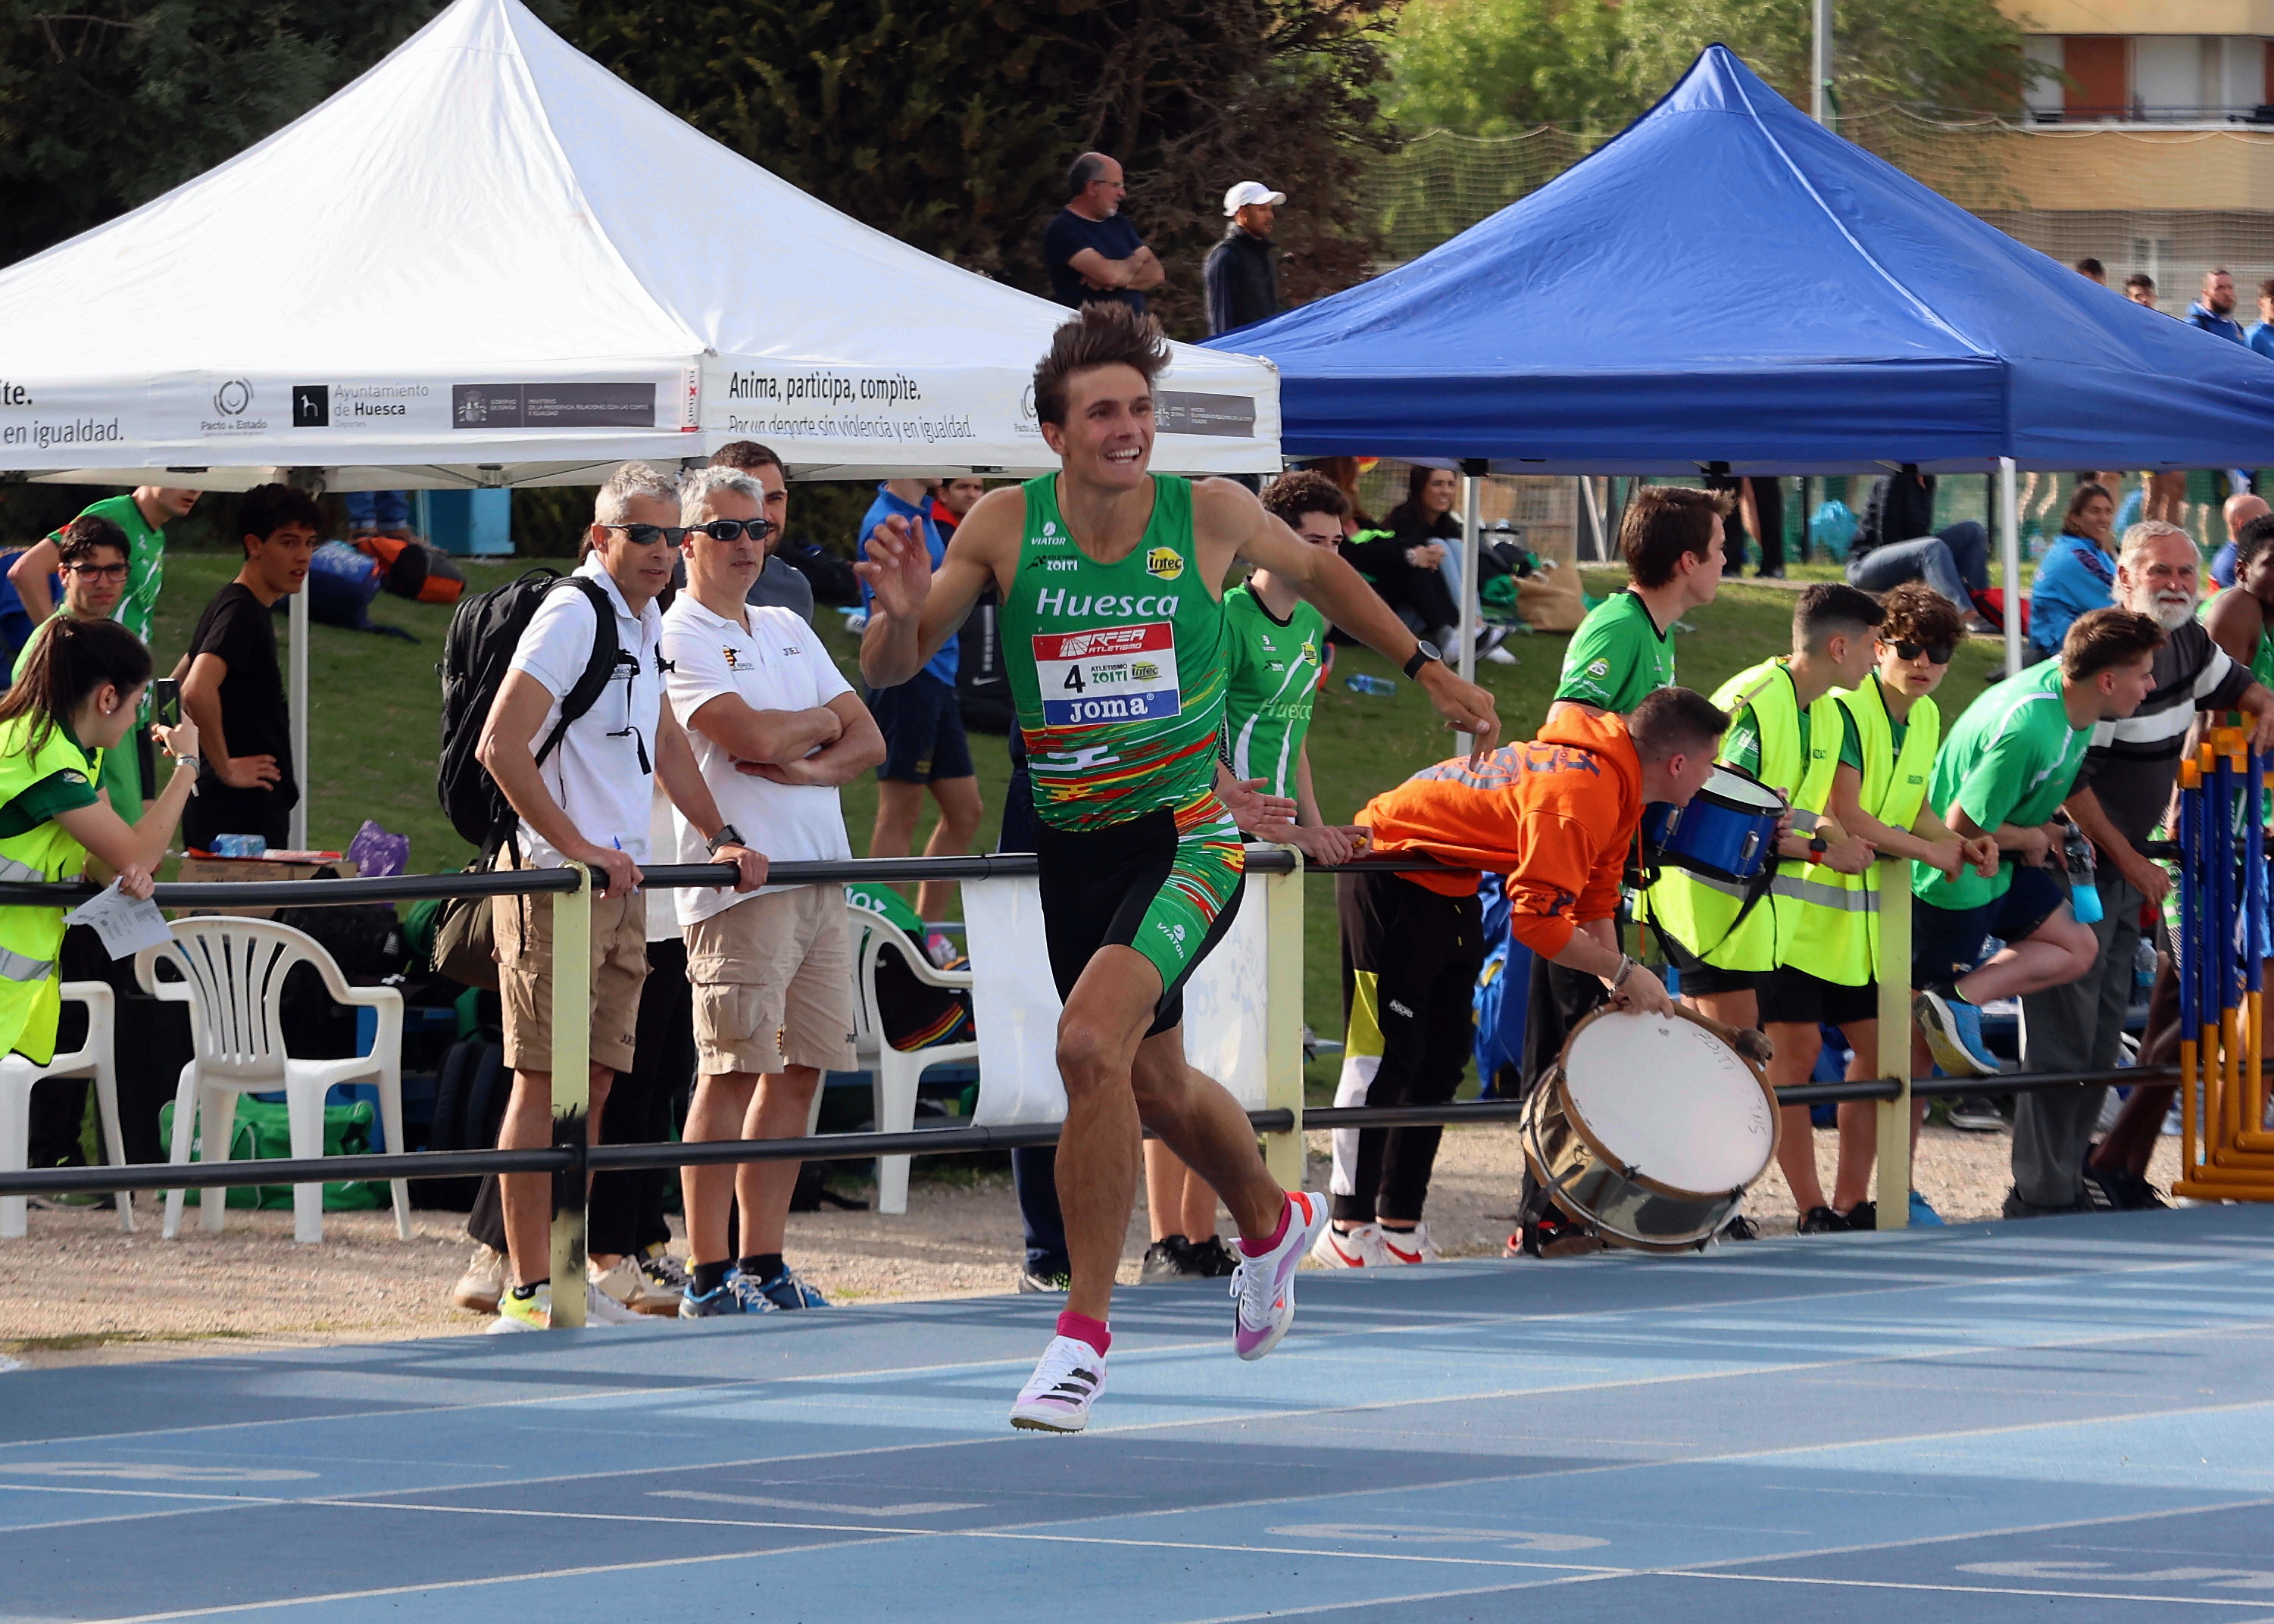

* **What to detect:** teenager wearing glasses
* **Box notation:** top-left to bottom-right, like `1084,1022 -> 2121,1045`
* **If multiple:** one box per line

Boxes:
16,516 -> 138,811
1772,585 -> 1995,1229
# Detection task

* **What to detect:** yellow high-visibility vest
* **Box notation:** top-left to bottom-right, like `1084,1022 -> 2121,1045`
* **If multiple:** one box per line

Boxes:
1782,677 -> 1941,986
0,713 -> 100,1063
1644,658 -> 1839,973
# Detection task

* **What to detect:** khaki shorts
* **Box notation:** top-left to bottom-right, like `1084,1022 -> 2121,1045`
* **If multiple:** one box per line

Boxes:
686,889 -> 856,1078
494,879 -> 648,1075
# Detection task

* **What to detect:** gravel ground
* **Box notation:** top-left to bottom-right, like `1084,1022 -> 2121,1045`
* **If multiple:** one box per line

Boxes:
0,1119 -> 2188,1370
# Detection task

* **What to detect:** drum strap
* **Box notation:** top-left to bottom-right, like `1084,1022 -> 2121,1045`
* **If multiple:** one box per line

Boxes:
1641,857 -> 1776,963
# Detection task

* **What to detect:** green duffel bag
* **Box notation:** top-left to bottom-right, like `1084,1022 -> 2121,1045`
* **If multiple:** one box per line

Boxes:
156,1096 -> 389,1210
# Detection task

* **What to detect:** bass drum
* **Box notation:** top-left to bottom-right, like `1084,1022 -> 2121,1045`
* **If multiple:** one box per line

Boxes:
1520,1004 -> 1779,1252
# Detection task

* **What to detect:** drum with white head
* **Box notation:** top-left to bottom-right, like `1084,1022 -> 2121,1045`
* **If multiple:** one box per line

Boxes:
1520,1004 -> 1779,1251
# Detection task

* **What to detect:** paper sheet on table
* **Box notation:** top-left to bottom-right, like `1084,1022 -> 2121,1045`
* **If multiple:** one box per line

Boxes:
63,880 -> 173,959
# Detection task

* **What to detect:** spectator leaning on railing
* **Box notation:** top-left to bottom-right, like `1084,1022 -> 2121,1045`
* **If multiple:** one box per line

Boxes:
664,466 -> 885,1316
473,461 -> 765,1333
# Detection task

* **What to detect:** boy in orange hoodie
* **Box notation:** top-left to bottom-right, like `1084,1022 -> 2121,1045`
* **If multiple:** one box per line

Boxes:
1313,688 -> 1727,1268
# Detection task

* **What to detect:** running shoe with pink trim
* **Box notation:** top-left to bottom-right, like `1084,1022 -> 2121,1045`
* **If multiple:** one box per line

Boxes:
1231,1190 -> 1329,1361
1010,1335 -> 1107,1433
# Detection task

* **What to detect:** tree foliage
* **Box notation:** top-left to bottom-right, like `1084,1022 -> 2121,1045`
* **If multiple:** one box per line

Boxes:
558,0 -> 1401,335
0,1 -> 446,267
1382,0 -> 2035,136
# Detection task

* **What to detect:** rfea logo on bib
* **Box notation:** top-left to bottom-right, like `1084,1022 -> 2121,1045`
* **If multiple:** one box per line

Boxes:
1145,545 -> 1183,581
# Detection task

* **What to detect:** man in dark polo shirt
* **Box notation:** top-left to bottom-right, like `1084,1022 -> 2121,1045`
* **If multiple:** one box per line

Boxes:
1041,152 -> 1163,314
2017,521 -> 2274,1216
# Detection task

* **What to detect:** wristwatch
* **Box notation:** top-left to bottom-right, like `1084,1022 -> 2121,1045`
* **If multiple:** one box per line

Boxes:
1401,640 -> 1442,679
1806,830 -> 1830,861
705,823 -> 745,855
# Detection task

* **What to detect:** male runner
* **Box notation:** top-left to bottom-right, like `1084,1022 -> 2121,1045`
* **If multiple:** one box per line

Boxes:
859,303 -> 1498,1431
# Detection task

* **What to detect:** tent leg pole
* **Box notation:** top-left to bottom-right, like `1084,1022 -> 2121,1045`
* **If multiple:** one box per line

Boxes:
282,467 -> 319,853
1999,457 -> 2022,678
1457,468 -> 1482,732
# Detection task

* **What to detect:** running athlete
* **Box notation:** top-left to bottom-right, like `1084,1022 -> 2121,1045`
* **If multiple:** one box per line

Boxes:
858,304 -> 1500,1432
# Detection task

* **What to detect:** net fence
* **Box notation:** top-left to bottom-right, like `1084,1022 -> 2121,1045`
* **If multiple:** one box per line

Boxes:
1360,108 -> 2274,309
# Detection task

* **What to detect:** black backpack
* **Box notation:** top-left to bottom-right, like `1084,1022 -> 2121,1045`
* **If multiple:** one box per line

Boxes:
436,569 -> 620,852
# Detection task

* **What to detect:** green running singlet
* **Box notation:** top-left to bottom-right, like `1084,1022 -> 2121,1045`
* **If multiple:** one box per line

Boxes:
1221,586 -> 1326,801
999,473 -> 1245,1004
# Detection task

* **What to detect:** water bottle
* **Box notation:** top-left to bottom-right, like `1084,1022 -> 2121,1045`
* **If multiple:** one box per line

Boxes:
2062,821 -> 2102,925
1343,674 -> 1396,696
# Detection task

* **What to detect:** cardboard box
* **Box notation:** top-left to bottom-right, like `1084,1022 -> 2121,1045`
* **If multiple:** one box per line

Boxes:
171,854 -> 360,919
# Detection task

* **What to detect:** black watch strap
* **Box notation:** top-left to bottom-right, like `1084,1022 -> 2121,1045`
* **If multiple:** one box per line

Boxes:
1402,642 -> 1440,679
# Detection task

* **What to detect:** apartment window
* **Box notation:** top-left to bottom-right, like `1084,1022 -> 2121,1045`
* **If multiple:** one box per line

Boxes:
2063,36 -> 2127,120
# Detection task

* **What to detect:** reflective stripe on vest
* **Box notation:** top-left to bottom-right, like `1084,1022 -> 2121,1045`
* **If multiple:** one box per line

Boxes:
1642,660 -> 1841,973
0,854 -> 45,885
1782,679 -> 1942,985
0,946 -> 55,981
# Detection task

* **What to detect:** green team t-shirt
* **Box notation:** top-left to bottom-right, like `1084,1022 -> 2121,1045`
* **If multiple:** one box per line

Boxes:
47,494 -> 164,646
1220,585 -> 1325,800
1556,591 -> 1673,712
1913,659 -> 2091,910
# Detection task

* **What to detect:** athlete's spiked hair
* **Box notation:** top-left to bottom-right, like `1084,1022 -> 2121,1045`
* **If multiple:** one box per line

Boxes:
1032,302 -> 1171,428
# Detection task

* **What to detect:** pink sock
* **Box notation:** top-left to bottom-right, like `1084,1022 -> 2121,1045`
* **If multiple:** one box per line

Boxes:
1240,1194 -> 1293,1257
1056,1310 -> 1110,1354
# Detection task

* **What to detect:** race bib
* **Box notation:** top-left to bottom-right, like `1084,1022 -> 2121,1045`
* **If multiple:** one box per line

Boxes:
1033,622 -> 1181,727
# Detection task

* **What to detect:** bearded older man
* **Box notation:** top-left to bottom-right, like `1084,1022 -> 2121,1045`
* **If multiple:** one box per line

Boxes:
2011,520 -> 2274,1216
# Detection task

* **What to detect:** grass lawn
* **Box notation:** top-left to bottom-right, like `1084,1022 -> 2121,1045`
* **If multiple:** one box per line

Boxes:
148,551 -> 2013,1092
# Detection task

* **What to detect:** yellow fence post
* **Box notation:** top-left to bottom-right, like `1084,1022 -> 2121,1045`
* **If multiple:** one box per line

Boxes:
1874,854 -> 1913,1230
548,864 -> 592,1329
1262,854 -> 1306,1189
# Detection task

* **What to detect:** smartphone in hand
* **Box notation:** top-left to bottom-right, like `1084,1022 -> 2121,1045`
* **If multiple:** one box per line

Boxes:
151,677 -> 180,727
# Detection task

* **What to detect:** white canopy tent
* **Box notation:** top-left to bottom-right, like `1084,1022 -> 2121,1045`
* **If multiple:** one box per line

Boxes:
0,0 -> 1279,846
0,0 -> 1279,489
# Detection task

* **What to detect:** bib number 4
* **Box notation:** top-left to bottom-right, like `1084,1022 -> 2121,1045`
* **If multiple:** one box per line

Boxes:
1034,622 -> 1182,727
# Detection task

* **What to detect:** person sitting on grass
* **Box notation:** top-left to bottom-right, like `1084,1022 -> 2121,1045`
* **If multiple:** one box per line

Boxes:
1766,584 -> 1997,1232
1910,608 -> 2166,1101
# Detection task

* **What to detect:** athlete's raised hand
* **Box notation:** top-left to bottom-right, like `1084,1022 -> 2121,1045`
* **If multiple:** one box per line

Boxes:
1418,664 -> 1501,762
1219,775 -> 1298,837
854,515 -> 933,622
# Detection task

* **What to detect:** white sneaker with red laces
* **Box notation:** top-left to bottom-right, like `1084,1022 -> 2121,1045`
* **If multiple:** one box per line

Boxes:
1010,1335 -> 1107,1433
1310,1220 -> 1391,1269
1377,1223 -> 1442,1265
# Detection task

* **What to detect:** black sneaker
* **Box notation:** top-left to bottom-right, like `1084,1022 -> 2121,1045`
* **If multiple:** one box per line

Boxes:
1017,1267 -> 1071,1294
1840,1201 -> 1878,1231
1718,1213 -> 1760,1241
1946,1095 -> 2008,1132
2083,1163 -> 2169,1211
2002,1185 -> 2091,1219
1140,1235 -> 1202,1284
2078,1163 -> 2121,1212
1798,1205 -> 1845,1235
1515,1210 -> 1603,1259
1185,1235 -> 1240,1278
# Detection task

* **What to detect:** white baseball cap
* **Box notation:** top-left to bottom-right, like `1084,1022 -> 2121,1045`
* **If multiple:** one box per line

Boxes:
1223,180 -> 1286,216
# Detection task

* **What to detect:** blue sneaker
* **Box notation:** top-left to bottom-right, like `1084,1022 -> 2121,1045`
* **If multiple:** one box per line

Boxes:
751,1264 -> 829,1311
1913,987 -> 2000,1078
679,1268 -> 778,1319
1907,1188 -> 1944,1226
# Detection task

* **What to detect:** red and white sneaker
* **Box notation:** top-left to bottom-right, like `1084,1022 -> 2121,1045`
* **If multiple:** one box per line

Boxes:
1310,1220 -> 1391,1269
1232,1191 -> 1330,1361
1010,1335 -> 1107,1433
1377,1223 -> 1442,1265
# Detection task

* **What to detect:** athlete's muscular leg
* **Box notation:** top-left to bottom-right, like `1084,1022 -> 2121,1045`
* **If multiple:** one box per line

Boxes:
1129,1031 -> 1282,1245
1054,947 -> 1175,1323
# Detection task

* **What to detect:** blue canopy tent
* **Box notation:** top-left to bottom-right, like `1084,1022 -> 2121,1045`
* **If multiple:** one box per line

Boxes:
1205,46 -> 2274,672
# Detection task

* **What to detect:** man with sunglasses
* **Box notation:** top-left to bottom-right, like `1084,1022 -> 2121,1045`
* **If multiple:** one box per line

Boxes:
16,516 -> 139,811
476,463 -> 764,1332
662,467 -> 885,1314
2014,523 -> 2274,1216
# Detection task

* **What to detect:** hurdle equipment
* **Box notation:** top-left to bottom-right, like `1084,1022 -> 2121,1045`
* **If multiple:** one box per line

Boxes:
2172,726 -> 2274,1200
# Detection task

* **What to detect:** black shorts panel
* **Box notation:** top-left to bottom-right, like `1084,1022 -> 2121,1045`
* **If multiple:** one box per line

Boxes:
1757,965 -> 1879,1029
1661,929 -> 1763,999
869,672 -> 974,783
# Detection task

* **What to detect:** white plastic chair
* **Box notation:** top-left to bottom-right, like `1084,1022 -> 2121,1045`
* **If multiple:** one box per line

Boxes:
138,917 -> 408,1244
0,982 -> 133,1238
846,901 -> 979,1216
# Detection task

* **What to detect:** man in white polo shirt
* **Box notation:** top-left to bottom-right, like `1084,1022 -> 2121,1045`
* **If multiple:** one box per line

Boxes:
665,466 -> 886,1315
478,462 -> 766,1332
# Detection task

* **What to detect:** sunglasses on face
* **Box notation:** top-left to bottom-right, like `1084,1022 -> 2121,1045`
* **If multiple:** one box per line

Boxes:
686,518 -> 776,544
1885,639 -> 1954,666
603,523 -> 689,547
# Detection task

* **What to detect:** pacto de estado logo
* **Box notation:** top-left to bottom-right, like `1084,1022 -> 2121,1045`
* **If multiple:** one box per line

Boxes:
213,379 -> 253,417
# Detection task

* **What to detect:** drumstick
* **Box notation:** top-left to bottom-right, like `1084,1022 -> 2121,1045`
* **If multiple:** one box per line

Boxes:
1682,1007 -> 1775,1067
